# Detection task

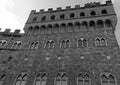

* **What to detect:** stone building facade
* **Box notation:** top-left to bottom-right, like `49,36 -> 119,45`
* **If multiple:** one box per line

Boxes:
0,0 -> 119,85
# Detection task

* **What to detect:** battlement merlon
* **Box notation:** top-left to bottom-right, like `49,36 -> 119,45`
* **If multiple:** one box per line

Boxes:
0,29 -> 24,36
30,0 -> 113,14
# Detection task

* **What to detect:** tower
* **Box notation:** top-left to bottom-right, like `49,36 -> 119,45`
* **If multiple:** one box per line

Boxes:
0,0 -> 119,85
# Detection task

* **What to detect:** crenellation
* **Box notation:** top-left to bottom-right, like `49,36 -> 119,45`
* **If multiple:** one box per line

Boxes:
66,6 -> 71,10
40,9 -> 45,12
48,8 -> 53,12
13,29 -> 21,34
56,7 -> 62,10
75,5 -> 80,9
4,29 -> 11,33
30,10 -> 36,14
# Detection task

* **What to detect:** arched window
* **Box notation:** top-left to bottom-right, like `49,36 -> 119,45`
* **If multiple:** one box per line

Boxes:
34,26 -> 39,31
34,74 -> 47,85
33,17 -> 37,22
67,23 -> 73,32
66,40 -> 70,48
101,74 -> 116,85
74,22 -> 80,32
78,39 -> 82,48
81,21 -> 88,31
77,74 -> 90,85
40,25 -> 46,34
46,25 -> 52,34
14,73 -> 27,85
83,39 -> 87,47
95,38 -> 100,47
105,19 -> 112,28
41,16 -> 46,21
51,15 -> 55,20
90,11 -> 96,16
55,73 -> 67,85
60,40 -> 66,48
0,74 -> 6,85
60,14 -> 65,19
50,41 -> 55,48
101,38 -> 106,46
89,21 -> 95,28
101,9 -> 107,14
80,12 -> 85,17
0,40 -> 7,48
77,39 -> 87,48
12,41 -> 22,49
29,41 -> 39,49
34,42 -> 39,49
60,23 -> 66,33
97,20 -> 104,29
53,24 -> 59,33
70,13 -> 75,18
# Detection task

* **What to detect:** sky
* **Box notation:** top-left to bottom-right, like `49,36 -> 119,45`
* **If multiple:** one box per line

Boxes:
0,0 -> 120,44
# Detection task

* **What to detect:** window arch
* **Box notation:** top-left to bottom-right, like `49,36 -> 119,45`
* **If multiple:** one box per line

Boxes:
101,74 -> 116,85
81,21 -> 88,31
29,41 -> 39,49
97,20 -> 104,28
28,26 -> 33,31
46,24 -> 52,34
60,23 -> 66,33
55,73 -> 67,85
40,25 -> 46,34
53,24 -> 59,33
80,12 -> 85,17
34,26 -> 39,30
89,21 -> 95,28
34,73 -> 47,85
45,40 -> 55,49
51,15 -> 55,20
101,9 -> 107,14
74,22 -> 80,32
77,74 -> 90,85
14,73 -> 27,85
0,40 -> 7,48
95,38 -> 107,47
70,13 -> 75,18
41,16 -> 46,21
33,17 -> 37,22
60,40 -> 70,48
0,74 -> 6,85
77,38 -> 88,48
60,14 -> 65,19
90,11 -> 96,16
105,19 -> 112,28
67,23 -> 73,32
12,41 -> 22,49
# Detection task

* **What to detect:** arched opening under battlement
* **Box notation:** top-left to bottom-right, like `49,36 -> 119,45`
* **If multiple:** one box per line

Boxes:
105,19 -> 112,28
70,13 -> 75,18
74,22 -> 80,32
53,24 -> 59,33
97,20 -> 104,29
40,25 -> 46,34
67,23 -> 73,32
89,21 -> 96,31
60,23 -> 66,33
81,21 -> 88,31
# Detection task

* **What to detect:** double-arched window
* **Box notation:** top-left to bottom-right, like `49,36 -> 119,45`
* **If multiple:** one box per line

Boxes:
14,73 -> 27,85
0,40 -> 7,48
95,38 -> 107,47
77,38 -> 88,48
101,74 -> 116,85
77,74 -> 91,85
34,73 -> 47,85
12,41 -> 22,49
55,73 -> 67,85
29,41 -> 39,49
60,40 -> 70,48
45,40 -> 55,49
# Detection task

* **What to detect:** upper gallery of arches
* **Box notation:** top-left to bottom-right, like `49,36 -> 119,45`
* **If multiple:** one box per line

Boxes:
24,0 -> 117,34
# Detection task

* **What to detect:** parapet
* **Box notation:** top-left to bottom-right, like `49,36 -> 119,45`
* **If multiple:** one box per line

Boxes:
30,0 -> 112,14
0,29 -> 24,37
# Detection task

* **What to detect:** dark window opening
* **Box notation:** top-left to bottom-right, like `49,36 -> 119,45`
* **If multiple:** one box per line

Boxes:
90,11 -> 96,16
70,13 -> 75,18
102,9 -> 107,14
41,16 -> 46,21
60,14 -> 65,19
51,15 -> 55,20
80,12 -> 85,17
